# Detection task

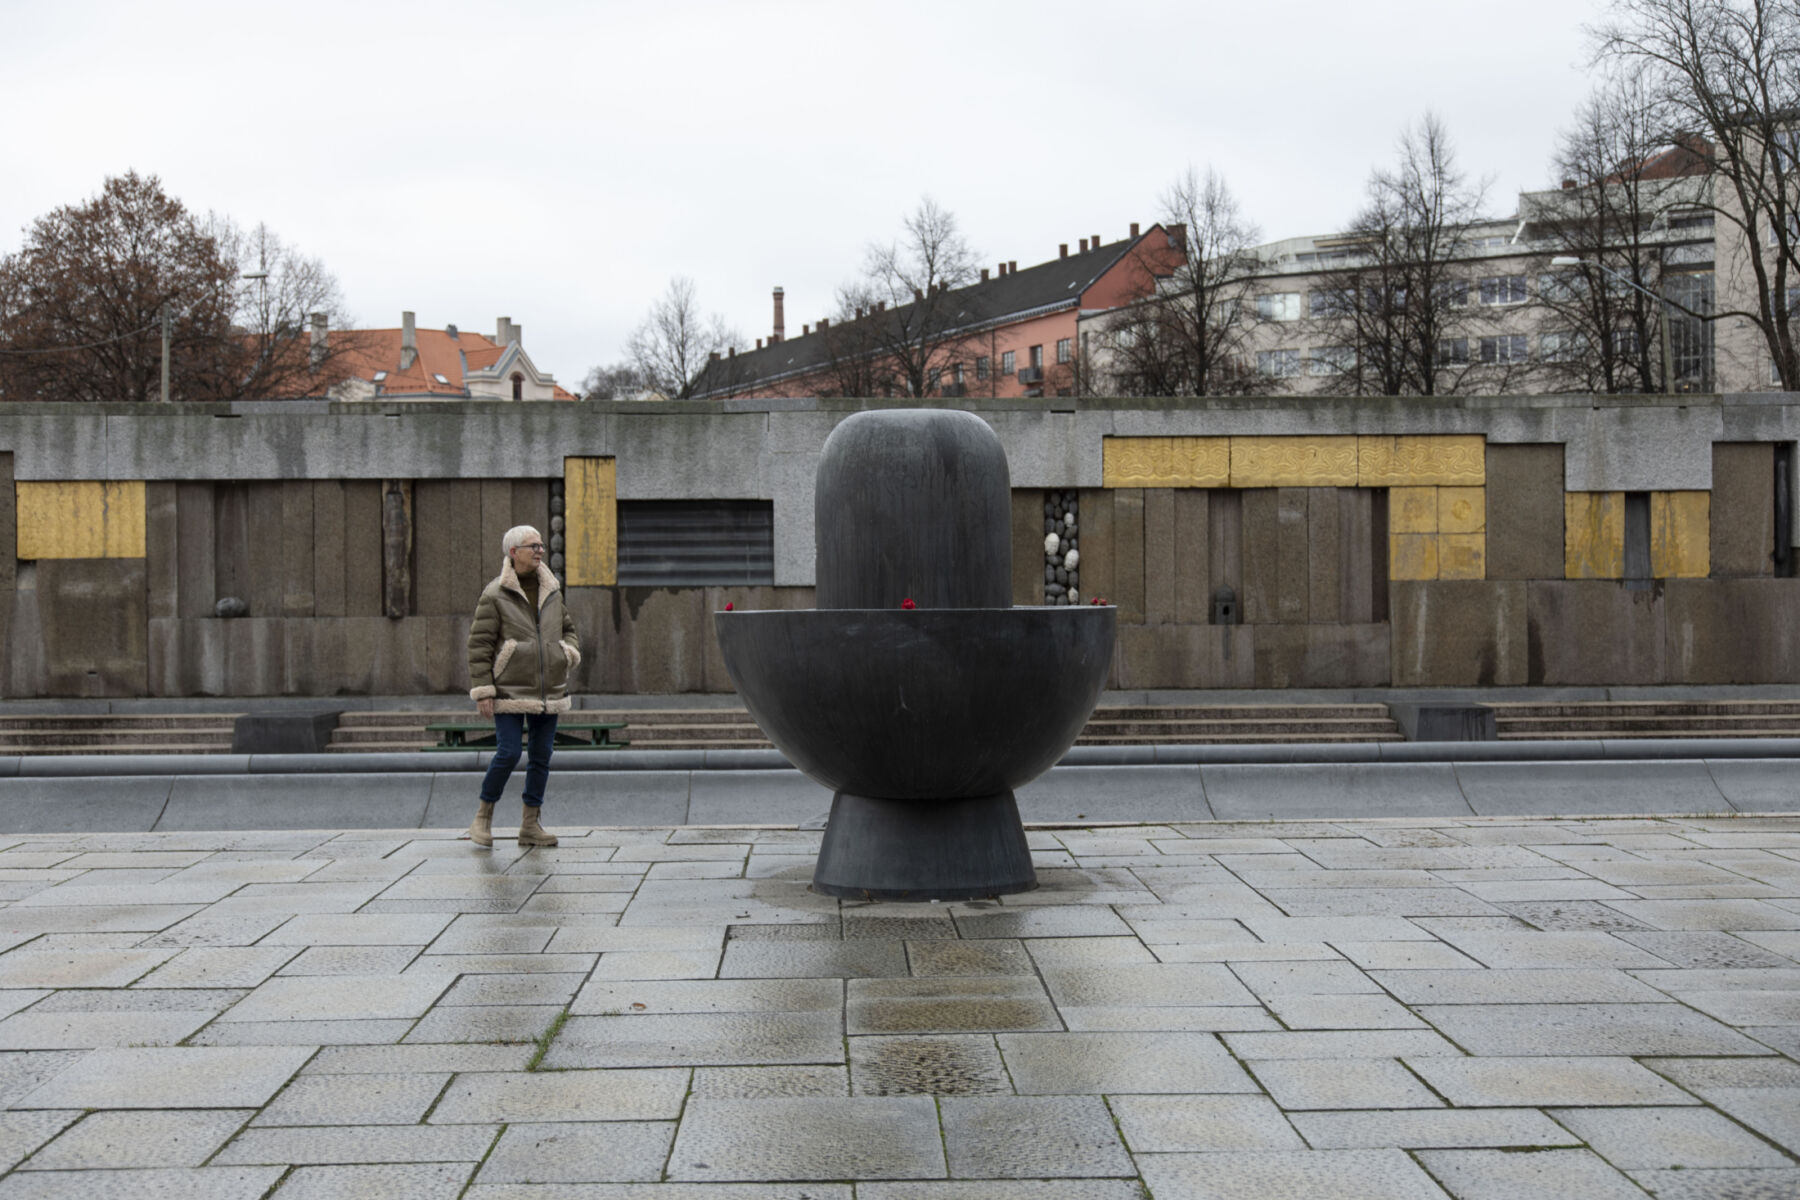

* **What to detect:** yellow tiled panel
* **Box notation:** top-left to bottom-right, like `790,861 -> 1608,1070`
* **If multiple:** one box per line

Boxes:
1229,436 -> 1359,488
1358,435 -> 1486,486
1565,492 -> 1625,579
562,457 -> 617,587
1101,437 -> 1230,488
1439,487 -> 1486,534
1389,533 -> 1440,581
16,481 -> 146,559
1439,533 -> 1487,580
1390,487 -> 1440,534
1651,490 -> 1710,579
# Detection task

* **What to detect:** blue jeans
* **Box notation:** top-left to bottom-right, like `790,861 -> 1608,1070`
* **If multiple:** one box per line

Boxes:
479,713 -> 558,808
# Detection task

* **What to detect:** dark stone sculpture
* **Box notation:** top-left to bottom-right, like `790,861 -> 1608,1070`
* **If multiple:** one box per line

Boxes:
715,409 -> 1115,900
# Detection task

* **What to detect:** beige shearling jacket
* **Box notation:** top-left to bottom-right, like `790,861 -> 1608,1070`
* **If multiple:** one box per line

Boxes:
467,557 -> 580,714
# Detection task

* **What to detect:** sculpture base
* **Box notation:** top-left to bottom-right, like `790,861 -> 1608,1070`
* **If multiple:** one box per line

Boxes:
812,790 -> 1038,901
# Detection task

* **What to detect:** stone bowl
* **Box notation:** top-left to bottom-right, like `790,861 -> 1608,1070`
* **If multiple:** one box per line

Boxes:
714,606 -> 1115,799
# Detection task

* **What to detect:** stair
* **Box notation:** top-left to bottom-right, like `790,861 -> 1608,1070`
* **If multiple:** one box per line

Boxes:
0,714 -> 239,755
1490,700 -> 1800,739
330,703 -> 1406,751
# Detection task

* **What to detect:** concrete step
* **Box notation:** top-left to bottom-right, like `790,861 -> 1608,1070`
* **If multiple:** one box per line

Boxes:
1490,700 -> 1800,718
1501,715 -> 1800,733
9,743 -> 236,755
1076,733 -> 1406,744
1498,727 -> 1800,740
0,715 -> 239,730
0,731 -> 234,748
1083,719 -> 1399,737
1091,704 -> 1395,720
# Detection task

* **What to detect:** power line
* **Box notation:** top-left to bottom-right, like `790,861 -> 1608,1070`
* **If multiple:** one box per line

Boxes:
0,320 -> 163,355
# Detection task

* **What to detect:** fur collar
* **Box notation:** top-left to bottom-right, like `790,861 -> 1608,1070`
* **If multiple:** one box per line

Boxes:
499,556 -> 561,608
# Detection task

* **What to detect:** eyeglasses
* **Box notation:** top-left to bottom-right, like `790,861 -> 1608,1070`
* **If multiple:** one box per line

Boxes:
519,544 -> 546,553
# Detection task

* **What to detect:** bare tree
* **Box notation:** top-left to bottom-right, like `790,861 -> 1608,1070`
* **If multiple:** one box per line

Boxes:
205,217 -> 354,399
813,282 -> 892,398
0,172 -> 237,402
627,276 -> 742,399
578,360 -> 651,400
1594,0 -> 1800,386
1103,167 -> 1265,396
1329,114 -> 1489,396
855,197 -> 981,398
1534,78 -> 1679,393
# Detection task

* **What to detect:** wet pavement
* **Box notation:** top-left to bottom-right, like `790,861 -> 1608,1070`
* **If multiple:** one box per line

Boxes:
0,813 -> 1790,1197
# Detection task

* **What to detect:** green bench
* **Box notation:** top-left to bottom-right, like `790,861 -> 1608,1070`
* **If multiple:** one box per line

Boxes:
426,721 -> 629,750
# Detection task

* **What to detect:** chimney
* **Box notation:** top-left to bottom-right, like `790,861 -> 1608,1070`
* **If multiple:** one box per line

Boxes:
1561,178 -> 1577,190
1060,243 -> 1068,258
802,323 -> 810,336
709,351 -> 720,362
728,346 -> 736,357
876,301 -> 886,311
912,287 -> 924,302
1008,260 -> 1017,273
756,337 -> 763,349
980,268 -> 989,281
1130,222 -> 1140,238
445,323 -> 458,338
855,306 -> 864,319
309,312 -> 327,369
400,311 -> 417,370
1079,239 -> 1088,253
997,261 -> 1006,276
509,322 -> 522,346
1091,233 -> 1099,249
772,286 -> 785,344
818,317 -> 829,331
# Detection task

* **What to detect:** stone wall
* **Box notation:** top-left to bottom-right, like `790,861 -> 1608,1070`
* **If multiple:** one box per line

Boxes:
1,395 -> 1797,696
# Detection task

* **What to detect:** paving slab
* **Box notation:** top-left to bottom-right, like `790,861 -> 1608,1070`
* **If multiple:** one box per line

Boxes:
1404,1055 -> 1699,1106
430,1069 -> 687,1124
849,1034 -> 1009,1096
1200,763 -> 1472,820
1414,1147 -> 1650,1199
1137,1148 -> 1453,1200
1109,1094 -> 1304,1152
0,1166 -> 285,1199
1417,1001 -> 1775,1055
265,1163 -> 474,1200
542,1011 -> 844,1069
1015,765 -> 1212,822
1288,1107 -> 1579,1150
252,1071 -> 447,1126
16,1045 -> 315,1108
998,1031 -> 1256,1095
213,1123 -> 498,1165
475,1121 -> 673,1183
20,1109 -> 252,1169
668,1096 -> 945,1181
939,1095 -> 1134,1178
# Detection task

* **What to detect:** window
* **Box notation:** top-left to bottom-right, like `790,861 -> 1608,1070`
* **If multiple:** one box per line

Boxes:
953,363 -> 965,385
1434,279 -> 1470,307
1256,349 -> 1302,378
927,368 -> 941,391
1539,272 -> 1586,301
616,500 -> 774,586
1056,338 -> 1071,364
1540,330 -> 1588,362
1667,208 -> 1714,231
1308,288 -> 1352,318
1255,292 -> 1302,321
1000,350 -> 1015,375
1478,276 -> 1528,306
1437,338 -> 1470,365
1474,235 -> 1512,248
511,373 -> 524,400
1613,329 -> 1642,356
1029,345 -> 1043,369
1307,346 -> 1355,375
1479,335 -> 1529,364
976,356 -> 990,380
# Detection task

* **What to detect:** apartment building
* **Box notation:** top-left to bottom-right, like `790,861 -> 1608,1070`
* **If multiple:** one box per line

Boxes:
687,226 -> 1186,401
1082,152 -> 1774,398
287,313 -> 573,402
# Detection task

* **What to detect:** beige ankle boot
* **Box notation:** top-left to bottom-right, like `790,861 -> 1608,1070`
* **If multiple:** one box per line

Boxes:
468,801 -> 495,848
518,805 -> 558,847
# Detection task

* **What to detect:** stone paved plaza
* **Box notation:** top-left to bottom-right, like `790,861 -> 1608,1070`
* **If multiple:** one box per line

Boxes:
0,816 -> 1789,1197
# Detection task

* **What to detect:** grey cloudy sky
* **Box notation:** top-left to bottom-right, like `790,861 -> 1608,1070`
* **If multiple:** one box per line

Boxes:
3,0 -> 1614,389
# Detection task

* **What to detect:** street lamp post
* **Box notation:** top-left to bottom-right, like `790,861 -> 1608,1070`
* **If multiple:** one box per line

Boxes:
1550,256 -> 1675,396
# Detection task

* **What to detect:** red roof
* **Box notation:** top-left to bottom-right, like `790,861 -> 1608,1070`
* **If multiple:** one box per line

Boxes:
322,326 -> 574,400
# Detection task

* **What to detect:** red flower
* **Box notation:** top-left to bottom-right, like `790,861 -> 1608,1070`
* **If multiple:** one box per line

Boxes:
901,598 -> 916,610
723,602 -> 734,611
1090,596 -> 1108,606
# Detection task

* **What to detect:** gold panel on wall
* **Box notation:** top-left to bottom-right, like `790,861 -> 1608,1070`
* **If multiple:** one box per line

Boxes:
1358,435 -> 1486,487
1390,487 -> 1440,534
1565,491 -> 1625,579
1101,437 -> 1229,487
562,457 -> 617,587
1439,487 -> 1486,535
16,480 -> 146,559
1389,533 -> 1441,581
1651,490 -> 1710,579
1439,533 -> 1487,580
1229,436 -> 1359,488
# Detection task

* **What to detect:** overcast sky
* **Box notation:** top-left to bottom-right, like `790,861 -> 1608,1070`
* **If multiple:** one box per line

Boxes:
3,0 -> 1617,389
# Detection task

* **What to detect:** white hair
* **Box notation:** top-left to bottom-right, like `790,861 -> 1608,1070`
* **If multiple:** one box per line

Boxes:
502,525 -> 541,555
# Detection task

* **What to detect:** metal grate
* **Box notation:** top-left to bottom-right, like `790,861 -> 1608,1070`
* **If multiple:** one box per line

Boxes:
616,500 -> 774,587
